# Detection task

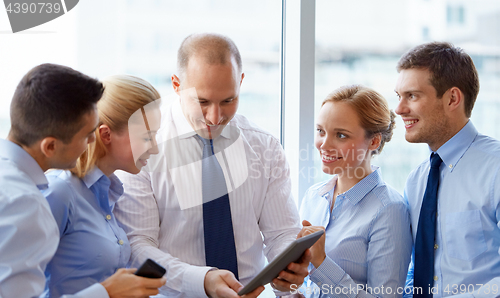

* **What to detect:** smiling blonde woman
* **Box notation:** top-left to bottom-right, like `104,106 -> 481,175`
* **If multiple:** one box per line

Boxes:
41,75 -> 165,298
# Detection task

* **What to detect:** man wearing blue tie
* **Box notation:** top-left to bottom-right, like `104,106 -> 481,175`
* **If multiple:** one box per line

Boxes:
394,42 -> 500,298
114,33 -> 310,298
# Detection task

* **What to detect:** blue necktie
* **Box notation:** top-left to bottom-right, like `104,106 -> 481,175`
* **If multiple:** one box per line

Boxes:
414,153 -> 443,297
198,135 -> 239,279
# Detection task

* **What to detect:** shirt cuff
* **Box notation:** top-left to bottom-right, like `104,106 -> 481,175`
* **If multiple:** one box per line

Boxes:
65,283 -> 109,298
181,265 -> 214,297
309,255 -> 346,287
270,281 -> 293,297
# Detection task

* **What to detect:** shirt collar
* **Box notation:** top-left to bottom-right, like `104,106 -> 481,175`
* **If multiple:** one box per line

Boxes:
318,165 -> 383,206
171,97 -> 232,140
319,176 -> 338,198
435,120 -> 477,172
0,139 -> 48,190
81,166 -> 124,198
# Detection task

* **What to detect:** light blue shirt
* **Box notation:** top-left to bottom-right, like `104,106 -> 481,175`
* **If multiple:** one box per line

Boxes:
41,167 -> 131,297
0,139 -> 105,298
404,121 -> 500,298
298,166 -> 412,298
0,139 -> 59,298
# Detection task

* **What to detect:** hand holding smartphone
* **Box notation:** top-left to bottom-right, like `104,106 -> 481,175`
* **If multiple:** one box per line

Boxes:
134,258 -> 166,279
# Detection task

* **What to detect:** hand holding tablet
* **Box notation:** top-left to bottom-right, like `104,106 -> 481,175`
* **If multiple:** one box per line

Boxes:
238,229 -> 324,296
298,220 -> 327,268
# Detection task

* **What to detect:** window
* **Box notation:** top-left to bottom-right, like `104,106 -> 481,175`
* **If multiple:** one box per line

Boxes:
447,5 -> 466,25
0,0 -> 282,139
314,0 -> 500,196
422,26 -> 430,40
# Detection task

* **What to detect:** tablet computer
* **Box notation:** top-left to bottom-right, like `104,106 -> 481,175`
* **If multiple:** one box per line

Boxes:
237,229 -> 324,296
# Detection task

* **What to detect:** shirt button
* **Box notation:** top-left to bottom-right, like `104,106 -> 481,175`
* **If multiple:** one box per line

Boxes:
106,214 -> 111,220
331,216 -> 335,220
449,164 -> 453,169
118,240 -> 124,245
434,276 -> 438,281
434,244 -> 439,249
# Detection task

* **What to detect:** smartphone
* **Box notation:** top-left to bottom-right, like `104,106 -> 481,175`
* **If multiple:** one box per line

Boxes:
134,258 -> 166,278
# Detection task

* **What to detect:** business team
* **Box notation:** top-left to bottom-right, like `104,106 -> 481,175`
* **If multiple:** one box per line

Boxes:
0,34 -> 498,298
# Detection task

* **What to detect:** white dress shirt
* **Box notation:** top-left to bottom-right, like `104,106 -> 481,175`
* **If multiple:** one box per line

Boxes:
114,99 -> 301,298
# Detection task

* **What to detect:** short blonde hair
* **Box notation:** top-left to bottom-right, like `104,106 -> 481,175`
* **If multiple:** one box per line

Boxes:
72,75 -> 160,178
322,85 -> 396,155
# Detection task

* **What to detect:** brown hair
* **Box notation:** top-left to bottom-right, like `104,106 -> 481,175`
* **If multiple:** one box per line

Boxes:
397,41 -> 479,118
71,75 -> 160,178
177,33 -> 242,79
322,85 -> 396,155
9,63 -> 103,146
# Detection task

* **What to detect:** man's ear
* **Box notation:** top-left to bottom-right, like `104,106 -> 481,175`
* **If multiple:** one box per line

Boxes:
40,137 -> 58,158
99,124 -> 111,145
446,87 -> 464,113
172,74 -> 181,94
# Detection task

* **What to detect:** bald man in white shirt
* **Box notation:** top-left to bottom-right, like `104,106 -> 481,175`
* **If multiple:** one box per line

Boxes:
114,33 -> 310,298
